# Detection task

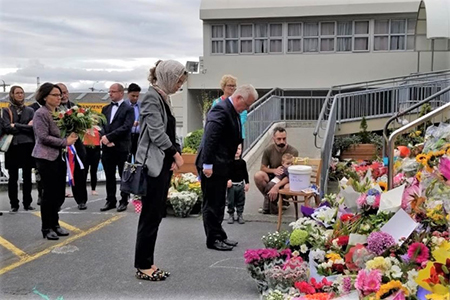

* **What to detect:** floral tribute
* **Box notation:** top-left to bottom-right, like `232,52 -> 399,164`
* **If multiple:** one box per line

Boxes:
54,105 -> 105,140
248,123 -> 450,300
168,173 -> 201,217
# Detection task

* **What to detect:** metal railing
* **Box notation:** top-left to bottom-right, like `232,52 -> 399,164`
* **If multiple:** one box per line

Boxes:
243,96 -> 326,155
387,85 -> 450,189
314,70 -> 450,193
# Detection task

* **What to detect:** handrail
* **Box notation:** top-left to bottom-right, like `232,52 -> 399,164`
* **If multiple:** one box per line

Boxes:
383,85 -> 450,155
387,85 -> 450,189
248,87 -> 282,112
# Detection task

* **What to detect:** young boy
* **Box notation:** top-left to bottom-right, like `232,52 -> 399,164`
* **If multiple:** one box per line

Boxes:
262,153 -> 294,214
226,144 -> 249,224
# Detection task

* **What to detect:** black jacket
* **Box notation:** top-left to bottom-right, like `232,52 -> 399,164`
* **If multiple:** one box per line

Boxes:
196,98 -> 242,177
2,106 -> 34,145
101,101 -> 134,153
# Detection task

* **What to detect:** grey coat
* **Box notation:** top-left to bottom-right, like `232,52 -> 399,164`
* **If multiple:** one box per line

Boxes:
135,87 -> 180,177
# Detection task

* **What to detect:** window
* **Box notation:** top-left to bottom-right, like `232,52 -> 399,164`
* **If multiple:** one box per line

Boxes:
337,21 -> 352,51
269,23 -> 283,53
320,22 -> 335,52
255,24 -> 268,53
211,25 -> 224,54
287,23 -> 302,52
240,24 -> 253,53
374,19 -> 415,51
225,24 -> 238,54
304,22 -> 319,52
353,21 -> 369,51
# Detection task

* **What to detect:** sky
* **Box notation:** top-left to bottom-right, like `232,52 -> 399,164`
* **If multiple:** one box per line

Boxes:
0,0 -> 203,92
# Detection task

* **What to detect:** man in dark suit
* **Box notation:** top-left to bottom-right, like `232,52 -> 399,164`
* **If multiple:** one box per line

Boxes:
196,84 -> 258,251
100,83 -> 134,212
57,83 -> 89,210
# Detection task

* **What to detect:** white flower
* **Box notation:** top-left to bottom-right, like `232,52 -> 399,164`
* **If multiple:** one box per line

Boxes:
310,249 -> 326,262
366,195 -> 375,205
72,105 -> 79,110
300,244 -> 308,253
390,265 -> 402,279
405,269 -> 419,294
77,113 -> 84,118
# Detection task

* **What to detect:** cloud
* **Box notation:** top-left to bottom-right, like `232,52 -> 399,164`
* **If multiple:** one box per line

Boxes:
0,0 -> 202,91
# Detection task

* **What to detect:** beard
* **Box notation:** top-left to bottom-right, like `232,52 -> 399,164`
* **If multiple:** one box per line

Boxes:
276,143 -> 286,148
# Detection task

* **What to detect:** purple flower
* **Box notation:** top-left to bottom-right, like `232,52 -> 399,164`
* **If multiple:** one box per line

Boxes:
343,276 -> 352,293
366,231 -> 396,255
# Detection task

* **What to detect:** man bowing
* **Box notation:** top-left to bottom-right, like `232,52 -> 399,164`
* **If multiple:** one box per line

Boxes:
196,84 -> 258,251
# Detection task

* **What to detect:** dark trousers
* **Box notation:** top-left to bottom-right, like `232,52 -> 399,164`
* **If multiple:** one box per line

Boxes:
263,181 -> 279,214
8,166 -> 33,209
199,170 -> 228,246
227,183 -> 245,215
85,146 -> 101,191
71,158 -> 88,205
102,150 -> 129,205
35,157 -> 66,230
134,157 -> 172,269
130,133 -> 139,159
35,169 -> 43,203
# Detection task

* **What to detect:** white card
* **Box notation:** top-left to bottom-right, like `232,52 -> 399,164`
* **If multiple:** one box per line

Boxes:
381,208 -> 418,244
378,184 -> 405,214
340,185 -> 360,212
348,233 -> 368,245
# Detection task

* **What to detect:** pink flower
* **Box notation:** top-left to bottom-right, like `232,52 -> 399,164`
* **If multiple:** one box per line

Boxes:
357,194 -> 366,208
402,178 -> 420,210
393,173 -> 405,187
439,157 -> 450,181
407,242 -> 430,264
355,269 -> 381,296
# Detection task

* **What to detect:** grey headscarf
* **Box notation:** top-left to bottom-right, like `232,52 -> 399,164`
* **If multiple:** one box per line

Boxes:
154,60 -> 186,95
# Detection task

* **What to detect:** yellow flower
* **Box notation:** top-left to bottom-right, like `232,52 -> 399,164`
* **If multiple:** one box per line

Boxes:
416,171 -> 423,181
427,205 -> 445,222
375,280 -> 409,300
325,252 -> 341,262
366,257 -> 390,272
416,154 -> 428,164
426,293 -> 450,300
378,182 -> 387,191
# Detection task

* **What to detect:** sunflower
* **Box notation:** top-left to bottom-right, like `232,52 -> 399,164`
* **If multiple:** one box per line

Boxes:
416,171 -> 422,181
378,181 -> 387,191
416,154 -> 428,164
375,280 -> 409,300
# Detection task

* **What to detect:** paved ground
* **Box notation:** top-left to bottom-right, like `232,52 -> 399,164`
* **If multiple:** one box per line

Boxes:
0,183 -> 298,300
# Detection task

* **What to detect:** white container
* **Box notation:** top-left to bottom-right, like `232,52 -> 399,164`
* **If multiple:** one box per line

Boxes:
288,165 -> 312,192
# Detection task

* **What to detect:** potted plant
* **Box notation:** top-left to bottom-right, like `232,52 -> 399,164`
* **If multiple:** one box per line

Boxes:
168,173 -> 202,217
335,117 -> 383,161
177,129 -> 204,175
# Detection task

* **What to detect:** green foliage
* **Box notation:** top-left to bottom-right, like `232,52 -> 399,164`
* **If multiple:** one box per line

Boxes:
181,147 -> 196,154
183,129 -> 203,153
289,229 -> 308,246
261,231 -> 290,250
359,117 -> 371,144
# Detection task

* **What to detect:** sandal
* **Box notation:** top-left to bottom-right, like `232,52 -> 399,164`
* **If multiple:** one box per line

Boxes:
135,269 -> 166,281
154,268 -> 170,278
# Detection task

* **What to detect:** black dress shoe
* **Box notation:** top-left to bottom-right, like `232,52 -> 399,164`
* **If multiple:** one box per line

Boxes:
100,203 -> 116,212
24,205 -> 35,211
117,203 -> 128,212
10,207 -> 19,213
222,239 -> 238,247
207,240 -> 234,251
78,203 -> 87,210
53,227 -> 69,236
42,229 -> 59,240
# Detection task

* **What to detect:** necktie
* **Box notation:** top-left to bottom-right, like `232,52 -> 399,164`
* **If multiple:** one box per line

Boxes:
111,102 -> 118,106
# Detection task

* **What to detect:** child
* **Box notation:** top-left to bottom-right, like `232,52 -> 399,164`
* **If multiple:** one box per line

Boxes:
226,144 -> 249,224
262,153 -> 294,214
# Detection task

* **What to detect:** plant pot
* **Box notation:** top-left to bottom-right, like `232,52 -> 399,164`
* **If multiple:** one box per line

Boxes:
341,144 -> 378,161
175,154 -> 198,175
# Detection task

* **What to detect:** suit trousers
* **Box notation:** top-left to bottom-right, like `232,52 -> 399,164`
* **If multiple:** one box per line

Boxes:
71,158 -> 88,205
8,166 -> 33,209
134,157 -> 172,269
35,157 -> 66,230
85,146 -> 101,191
130,133 -> 139,159
102,149 -> 129,205
199,170 -> 228,247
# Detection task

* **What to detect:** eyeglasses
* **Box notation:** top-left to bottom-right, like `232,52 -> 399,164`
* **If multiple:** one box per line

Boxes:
226,84 -> 236,88
49,93 -> 62,97
109,90 -> 120,93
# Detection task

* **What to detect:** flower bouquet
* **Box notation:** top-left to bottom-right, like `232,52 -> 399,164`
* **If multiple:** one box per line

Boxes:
54,105 -> 105,139
168,190 -> 197,217
169,173 -> 202,215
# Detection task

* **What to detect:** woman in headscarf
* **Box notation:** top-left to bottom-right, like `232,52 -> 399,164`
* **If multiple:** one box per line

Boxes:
134,60 -> 186,281
3,86 -> 35,212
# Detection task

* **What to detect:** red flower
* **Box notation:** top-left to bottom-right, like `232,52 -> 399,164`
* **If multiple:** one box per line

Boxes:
340,214 -> 354,222
332,263 -> 345,273
79,108 -> 86,113
337,236 -> 349,246
295,281 -> 316,294
66,109 -> 73,116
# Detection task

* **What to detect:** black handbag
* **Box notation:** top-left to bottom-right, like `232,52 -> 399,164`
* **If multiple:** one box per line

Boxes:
120,129 -> 150,196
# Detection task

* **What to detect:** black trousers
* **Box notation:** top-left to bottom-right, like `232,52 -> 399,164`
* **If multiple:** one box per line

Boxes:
199,170 -> 228,247
71,158 -> 88,205
85,146 -> 101,191
227,183 -> 245,215
130,133 -> 139,159
8,166 -> 32,209
134,157 -> 172,269
101,149 -> 129,205
35,157 -> 66,230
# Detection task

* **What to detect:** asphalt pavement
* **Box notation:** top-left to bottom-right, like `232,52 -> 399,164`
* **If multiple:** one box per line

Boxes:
0,185 -> 297,300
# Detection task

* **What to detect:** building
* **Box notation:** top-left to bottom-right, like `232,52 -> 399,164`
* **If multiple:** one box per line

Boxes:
178,0 -> 450,136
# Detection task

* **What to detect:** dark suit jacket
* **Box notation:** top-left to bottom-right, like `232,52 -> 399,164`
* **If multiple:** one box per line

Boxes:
2,106 -> 34,145
195,98 -> 242,177
29,102 -> 41,112
100,101 -> 134,153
